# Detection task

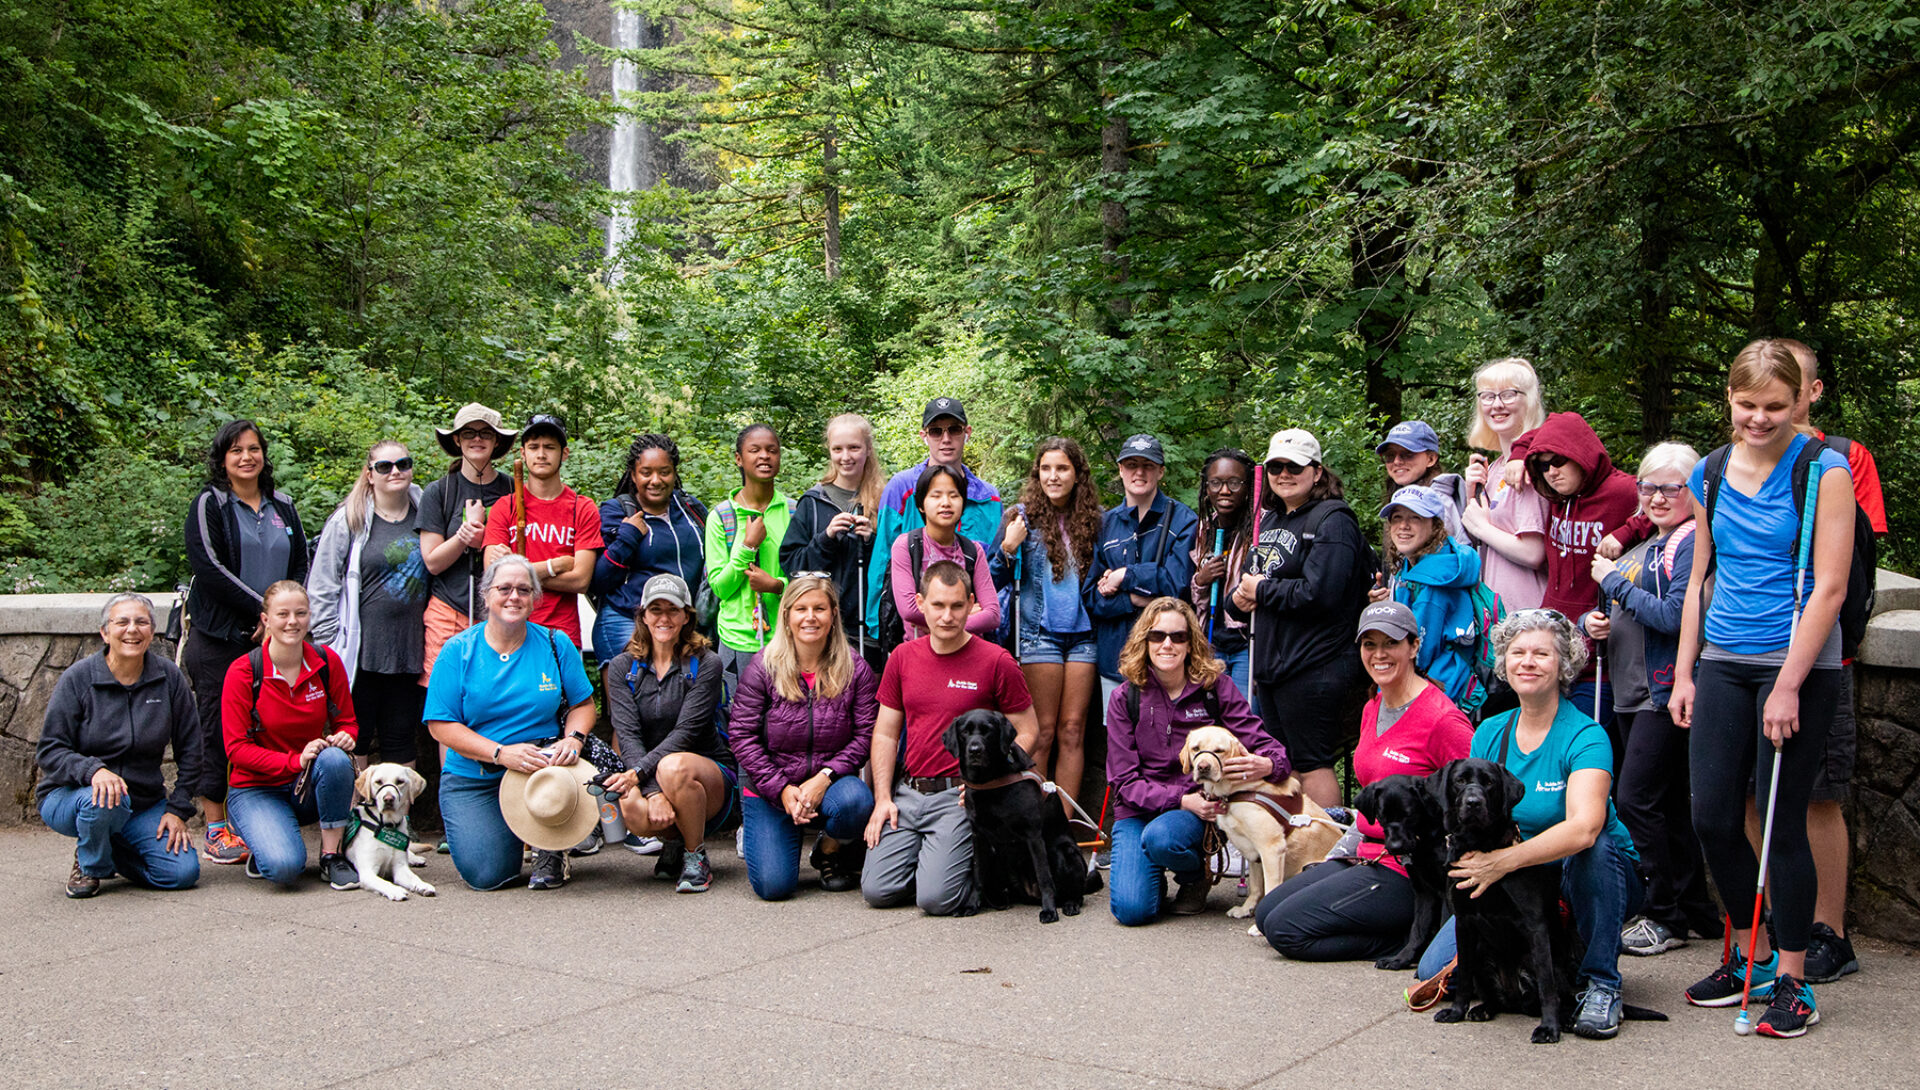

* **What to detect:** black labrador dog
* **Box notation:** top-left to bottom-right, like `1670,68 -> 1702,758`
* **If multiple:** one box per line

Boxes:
1353,774 -> 1449,971
943,709 -> 1097,923
1432,757 -> 1576,1043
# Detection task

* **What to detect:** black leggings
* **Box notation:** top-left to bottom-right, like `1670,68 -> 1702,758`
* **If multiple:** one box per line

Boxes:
183,630 -> 254,802
1617,709 -> 1718,933
1253,859 -> 1413,962
351,670 -> 424,764
1689,660 -> 1840,954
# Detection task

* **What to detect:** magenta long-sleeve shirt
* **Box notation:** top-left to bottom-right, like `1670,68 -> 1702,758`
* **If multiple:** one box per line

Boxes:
889,531 -> 1001,640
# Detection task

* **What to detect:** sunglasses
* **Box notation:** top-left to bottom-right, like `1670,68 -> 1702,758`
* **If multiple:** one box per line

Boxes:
1508,607 -> 1569,627
370,457 -> 414,475
1476,388 -> 1524,406
790,570 -> 832,580
1264,460 -> 1315,476
1531,454 -> 1573,470
924,425 -> 966,439
1636,481 -> 1687,498
1145,629 -> 1191,645
1378,449 -> 1428,464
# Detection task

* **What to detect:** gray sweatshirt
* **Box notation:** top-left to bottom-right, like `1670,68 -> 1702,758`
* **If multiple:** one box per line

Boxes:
36,651 -> 204,819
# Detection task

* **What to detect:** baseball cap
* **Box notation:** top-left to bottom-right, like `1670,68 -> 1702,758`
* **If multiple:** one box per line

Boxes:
1355,600 -> 1420,643
640,573 -> 692,610
1262,429 -> 1322,468
522,413 -> 568,446
1116,433 -> 1165,466
922,398 -> 968,428
1379,485 -> 1451,521
1376,420 -> 1440,455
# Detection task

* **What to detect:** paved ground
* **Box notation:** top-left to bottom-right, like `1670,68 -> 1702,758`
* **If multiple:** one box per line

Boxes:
3,826 -> 1916,1089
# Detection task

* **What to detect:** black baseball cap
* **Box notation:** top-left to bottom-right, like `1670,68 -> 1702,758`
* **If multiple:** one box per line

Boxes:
522,413 -> 569,446
922,397 -> 968,428
1116,433 -> 1165,466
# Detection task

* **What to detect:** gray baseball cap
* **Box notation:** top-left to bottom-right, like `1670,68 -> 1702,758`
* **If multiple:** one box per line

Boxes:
1355,600 -> 1420,643
641,573 -> 693,610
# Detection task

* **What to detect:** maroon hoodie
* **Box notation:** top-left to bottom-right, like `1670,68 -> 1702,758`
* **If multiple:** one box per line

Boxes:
1508,413 -> 1640,624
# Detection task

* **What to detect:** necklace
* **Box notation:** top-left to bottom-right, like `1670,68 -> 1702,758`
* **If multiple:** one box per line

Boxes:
488,627 -> 525,662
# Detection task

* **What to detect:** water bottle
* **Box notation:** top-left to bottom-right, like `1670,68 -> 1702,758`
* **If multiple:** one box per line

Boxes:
589,783 -> 629,844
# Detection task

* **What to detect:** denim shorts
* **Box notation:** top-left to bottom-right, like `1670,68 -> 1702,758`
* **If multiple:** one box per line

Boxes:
1018,626 -> 1096,666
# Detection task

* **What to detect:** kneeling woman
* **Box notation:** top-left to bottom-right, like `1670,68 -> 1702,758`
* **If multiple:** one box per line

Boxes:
1106,597 -> 1286,926
730,576 -> 878,900
222,581 -> 361,889
602,574 -> 740,894
1416,610 -> 1642,1040
425,556 -> 597,891
1256,601 -> 1471,960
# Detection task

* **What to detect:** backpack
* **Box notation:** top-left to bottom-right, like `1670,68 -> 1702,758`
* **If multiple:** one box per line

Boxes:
1400,574 -> 1504,717
623,651 -> 729,744
1702,435 -> 1876,658
242,643 -> 341,796
1124,678 -> 1225,726
875,528 -> 978,654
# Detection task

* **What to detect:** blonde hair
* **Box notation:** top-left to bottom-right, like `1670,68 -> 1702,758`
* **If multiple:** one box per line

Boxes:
342,440 -> 408,536
818,414 -> 887,517
252,580 -> 310,644
1467,357 -> 1547,450
1728,338 -> 1804,401
1117,597 -> 1224,689
1637,441 -> 1700,481
761,576 -> 854,701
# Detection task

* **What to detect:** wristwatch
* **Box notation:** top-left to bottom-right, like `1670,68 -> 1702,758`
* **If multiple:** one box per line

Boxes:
565,730 -> 590,747
819,768 -> 836,783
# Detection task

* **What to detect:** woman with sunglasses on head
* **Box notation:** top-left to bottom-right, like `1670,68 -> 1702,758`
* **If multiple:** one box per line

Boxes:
1106,597 -> 1283,925
1459,358 -> 1550,613
1584,442 -> 1722,959
592,433 -> 709,661
418,404 -> 516,681
1188,448 -> 1257,695
182,419 -> 308,867
1228,429 -> 1372,807
1670,339 -> 1855,1038
310,441 -> 427,771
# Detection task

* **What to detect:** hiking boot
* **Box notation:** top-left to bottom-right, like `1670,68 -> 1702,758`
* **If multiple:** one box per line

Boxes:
1621,916 -> 1687,957
1573,983 -> 1623,1039
1686,947 -> 1776,1007
1754,972 -> 1819,1038
1168,878 -> 1210,916
65,854 -> 100,899
676,847 -> 712,893
569,827 -> 604,857
654,842 -> 685,881
1804,923 -> 1859,984
622,835 -> 663,856
812,839 -> 863,893
528,849 -> 569,890
202,825 -> 250,865
321,852 -> 360,891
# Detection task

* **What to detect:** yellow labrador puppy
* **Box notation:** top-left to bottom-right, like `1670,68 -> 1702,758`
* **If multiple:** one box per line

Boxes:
347,764 -> 436,902
1179,726 -> 1341,922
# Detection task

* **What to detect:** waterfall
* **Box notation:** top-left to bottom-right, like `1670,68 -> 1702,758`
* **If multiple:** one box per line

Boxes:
605,3 -> 648,279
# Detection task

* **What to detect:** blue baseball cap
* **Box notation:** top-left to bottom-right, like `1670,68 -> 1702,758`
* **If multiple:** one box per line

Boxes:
1379,485 -> 1451,522
1376,420 -> 1440,455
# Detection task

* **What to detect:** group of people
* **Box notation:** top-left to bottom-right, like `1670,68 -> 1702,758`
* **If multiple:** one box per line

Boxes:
34,338 -> 1885,1042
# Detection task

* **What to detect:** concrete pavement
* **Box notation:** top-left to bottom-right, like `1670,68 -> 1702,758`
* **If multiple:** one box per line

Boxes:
3,826 -> 1915,1089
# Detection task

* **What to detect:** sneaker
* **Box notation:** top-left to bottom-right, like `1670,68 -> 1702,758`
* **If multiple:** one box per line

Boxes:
1573,983 -> 1623,1039
321,852 -> 359,891
244,856 -> 266,881
676,847 -> 712,893
202,825 -> 250,865
1168,878 -> 1210,916
436,840 -> 450,854
1804,923 -> 1859,984
812,839 -> 864,893
1686,947 -> 1776,1007
528,849 -> 568,890
65,854 -> 100,899
1621,916 -> 1687,957
622,835 -> 663,856
569,827 -> 604,857
1753,972 -> 1819,1037
1094,846 -> 1112,871
654,843 -> 685,881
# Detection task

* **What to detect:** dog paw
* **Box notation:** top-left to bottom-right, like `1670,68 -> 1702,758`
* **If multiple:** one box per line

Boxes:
413,883 -> 436,897
1375,955 -> 1416,971
380,887 -> 408,902
407,852 -> 427,867
1038,907 -> 1059,924
1246,923 -> 1261,937
1530,1025 -> 1562,1045
1226,906 -> 1253,919
1433,1009 -> 1464,1024
1466,1006 -> 1495,1023
1061,902 -> 1080,917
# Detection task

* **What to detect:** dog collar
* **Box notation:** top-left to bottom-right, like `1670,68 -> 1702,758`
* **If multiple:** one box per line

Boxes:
347,806 -> 411,851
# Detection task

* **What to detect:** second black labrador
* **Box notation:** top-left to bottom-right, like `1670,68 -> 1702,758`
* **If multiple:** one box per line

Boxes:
1354,773 -> 1450,971
943,709 -> 1097,923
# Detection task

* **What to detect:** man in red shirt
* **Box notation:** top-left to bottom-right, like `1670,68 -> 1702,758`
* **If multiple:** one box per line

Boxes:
1779,340 -> 1885,984
483,415 -> 603,646
863,560 -> 1038,915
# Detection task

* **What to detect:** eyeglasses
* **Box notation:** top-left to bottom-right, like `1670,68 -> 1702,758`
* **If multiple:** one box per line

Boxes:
1378,449 -> 1427,464
1145,629 -> 1191,645
1476,388 -> 1524,406
1637,481 -> 1687,499
491,583 -> 533,598
371,457 -> 414,475
454,428 -> 493,443
1531,454 -> 1572,470
924,425 -> 965,439
1265,461 -> 1314,476
1204,477 -> 1247,492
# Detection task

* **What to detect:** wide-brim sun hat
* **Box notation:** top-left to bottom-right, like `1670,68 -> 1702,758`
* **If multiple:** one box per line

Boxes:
500,758 -> 602,851
436,403 -> 517,461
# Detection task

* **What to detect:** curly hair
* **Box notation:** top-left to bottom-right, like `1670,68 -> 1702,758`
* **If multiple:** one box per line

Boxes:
613,433 -> 680,502
206,419 -> 275,496
1490,609 -> 1588,690
1381,512 -> 1448,568
1116,597 -> 1224,690
1014,437 -> 1102,580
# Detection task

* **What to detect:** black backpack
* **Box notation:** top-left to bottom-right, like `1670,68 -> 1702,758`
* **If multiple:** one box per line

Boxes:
1124,678 -> 1225,725
875,528 -> 979,654
1702,435 -> 1877,658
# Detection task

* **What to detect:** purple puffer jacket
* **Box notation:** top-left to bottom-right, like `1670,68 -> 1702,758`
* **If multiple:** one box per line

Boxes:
1105,674 -> 1289,822
728,653 -> 878,799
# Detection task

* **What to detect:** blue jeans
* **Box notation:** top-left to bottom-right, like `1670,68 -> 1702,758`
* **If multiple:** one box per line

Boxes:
1109,810 -> 1208,927
226,746 -> 355,886
1216,646 -> 1250,697
739,776 -> 875,901
440,773 -> 524,891
591,607 -> 635,666
1415,832 -> 1644,990
39,787 -> 200,890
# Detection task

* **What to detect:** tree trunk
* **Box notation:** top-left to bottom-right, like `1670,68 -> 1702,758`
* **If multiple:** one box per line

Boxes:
1634,192 -> 1677,445
1099,51 -> 1130,333
1351,216 -> 1412,423
821,0 -> 841,280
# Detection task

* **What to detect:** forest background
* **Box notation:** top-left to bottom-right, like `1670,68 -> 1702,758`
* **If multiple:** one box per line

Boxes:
4,0 -> 1917,593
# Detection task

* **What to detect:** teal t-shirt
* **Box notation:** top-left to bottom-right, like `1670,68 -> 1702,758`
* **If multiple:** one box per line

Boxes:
423,622 -> 596,781
1471,701 -> 1638,861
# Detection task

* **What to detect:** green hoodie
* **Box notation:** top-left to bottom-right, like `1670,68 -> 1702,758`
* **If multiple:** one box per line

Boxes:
704,487 -> 792,652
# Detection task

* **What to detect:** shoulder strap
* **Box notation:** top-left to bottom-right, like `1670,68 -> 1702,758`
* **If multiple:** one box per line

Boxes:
1701,444 -> 1733,543
248,646 -> 265,741
1498,716 -> 1512,767
716,501 -> 739,548
907,527 -> 926,577
617,494 -> 639,519
1822,434 -> 1853,460
1125,682 -> 1140,724
1788,437 -> 1826,614
545,627 -> 568,727
956,532 -> 978,578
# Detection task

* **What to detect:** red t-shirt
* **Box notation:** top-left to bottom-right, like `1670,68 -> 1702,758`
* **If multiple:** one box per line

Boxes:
877,635 -> 1034,778
483,485 -> 604,641
222,643 -> 359,789
1352,684 -> 1472,875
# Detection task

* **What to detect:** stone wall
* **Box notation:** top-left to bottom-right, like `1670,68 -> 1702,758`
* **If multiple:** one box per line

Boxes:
1851,571 -> 1920,944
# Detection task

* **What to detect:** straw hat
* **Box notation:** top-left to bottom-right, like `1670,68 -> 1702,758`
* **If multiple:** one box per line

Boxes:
499,759 -> 602,851
435,403 -> 517,460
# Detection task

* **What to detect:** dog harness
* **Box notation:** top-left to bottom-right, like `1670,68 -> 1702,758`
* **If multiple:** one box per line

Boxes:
345,803 -> 412,851
1225,789 -> 1315,829
962,769 -> 1050,793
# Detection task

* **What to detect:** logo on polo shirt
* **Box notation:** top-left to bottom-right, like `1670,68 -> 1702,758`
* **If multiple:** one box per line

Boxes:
301,683 -> 326,703
540,672 -> 558,693
144,697 -> 164,705
1535,779 -> 1566,793
947,679 -> 978,691
1182,706 -> 1210,720
1382,748 -> 1412,764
